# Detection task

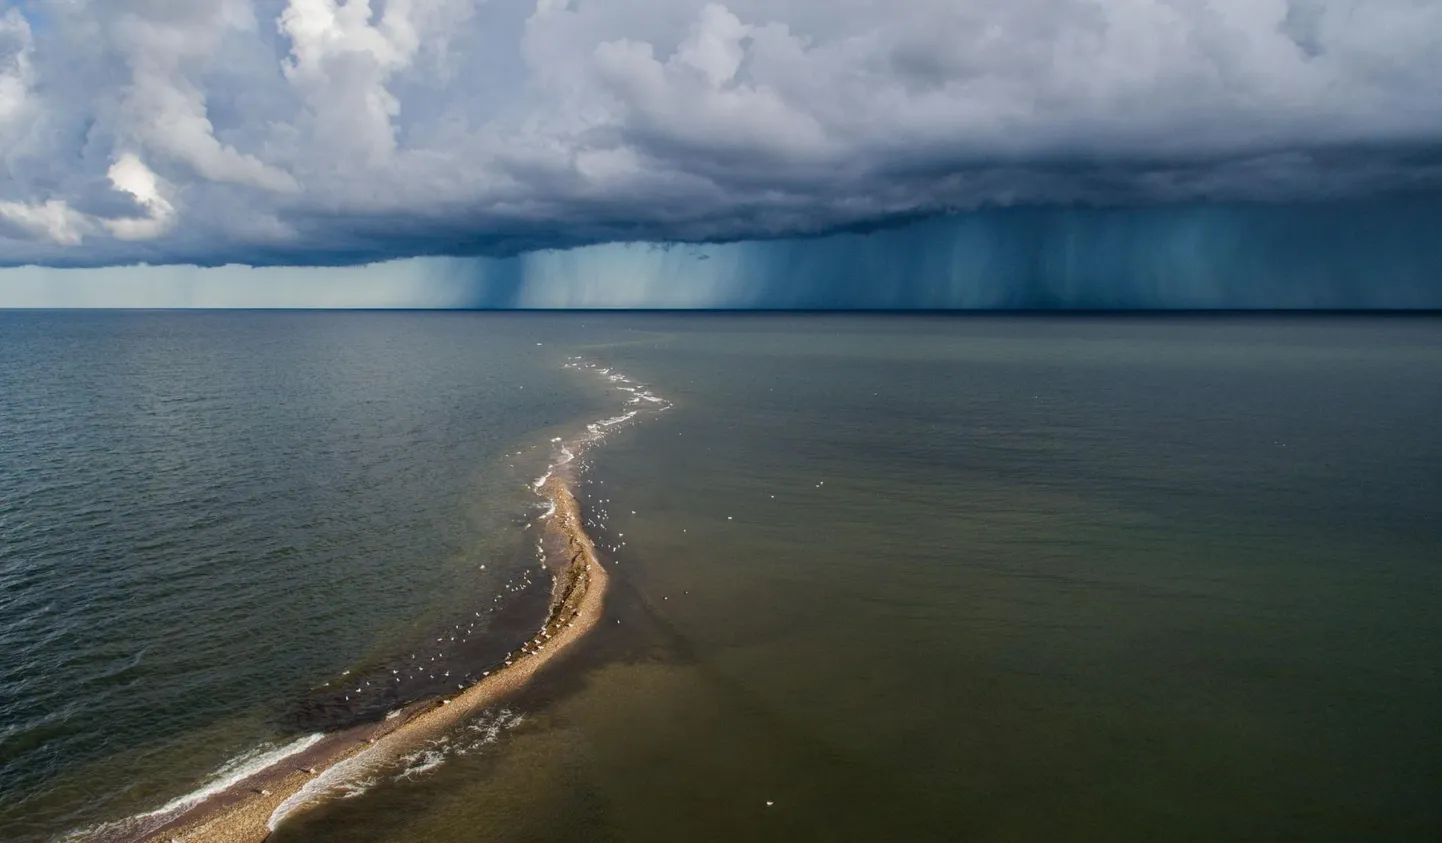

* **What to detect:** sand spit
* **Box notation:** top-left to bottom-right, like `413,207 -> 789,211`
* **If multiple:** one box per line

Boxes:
133,473 -> 608,843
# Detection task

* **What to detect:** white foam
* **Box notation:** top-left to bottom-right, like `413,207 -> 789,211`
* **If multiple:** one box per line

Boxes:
394,742 -> 448,780
268,740 -> 390,830
394,709 -> 525,776
58,732 -> 326,840
268,709 -> 525,830
595,410 -> 639,429
136,733 -> 324,820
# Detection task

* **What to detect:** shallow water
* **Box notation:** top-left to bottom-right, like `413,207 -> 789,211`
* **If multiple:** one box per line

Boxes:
276,315 -> 1442,843
4,314 -> 1441,842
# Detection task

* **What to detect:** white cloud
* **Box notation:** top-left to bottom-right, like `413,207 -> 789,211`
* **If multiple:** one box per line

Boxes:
279,0 -> 418,165
104,153 -> 178,241
0,7 -> 37,160
0,152 -> 178,246
0,199 -> 90,245
0,0 -> 1439,267
593,6 -> 834,165
278,0 -> 478,177
0,9 -> 31,120
109,0 -> 300,193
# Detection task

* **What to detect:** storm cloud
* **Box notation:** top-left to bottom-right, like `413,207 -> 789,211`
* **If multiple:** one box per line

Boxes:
0,0 -> 1439,270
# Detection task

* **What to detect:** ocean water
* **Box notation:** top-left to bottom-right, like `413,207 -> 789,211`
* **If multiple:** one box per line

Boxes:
3,313 -> 1441,842
0,312 -> 611,841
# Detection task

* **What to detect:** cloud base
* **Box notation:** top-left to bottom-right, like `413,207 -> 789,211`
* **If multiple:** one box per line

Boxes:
7,196 -> 1440,309
1,0 -> 1441,270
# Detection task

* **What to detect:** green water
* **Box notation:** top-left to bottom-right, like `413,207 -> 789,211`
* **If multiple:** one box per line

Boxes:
270,316 -> 1442,843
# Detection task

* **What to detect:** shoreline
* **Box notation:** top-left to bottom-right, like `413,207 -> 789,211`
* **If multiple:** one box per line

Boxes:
134,472 -> 608,843
59,357 -> 669,843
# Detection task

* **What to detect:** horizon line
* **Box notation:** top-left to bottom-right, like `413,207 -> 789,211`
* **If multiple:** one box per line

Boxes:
3,307 -> 1441,316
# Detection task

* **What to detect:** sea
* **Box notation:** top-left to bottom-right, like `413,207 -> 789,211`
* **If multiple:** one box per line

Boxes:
1,312 -> 1439,843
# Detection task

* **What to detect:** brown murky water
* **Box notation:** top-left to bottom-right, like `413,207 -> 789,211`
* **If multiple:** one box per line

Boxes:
277,315 -> 1442,843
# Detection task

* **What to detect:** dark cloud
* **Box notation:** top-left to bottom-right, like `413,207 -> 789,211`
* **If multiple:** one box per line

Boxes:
1,0 -> 1441,268
452,194 -> 1442,309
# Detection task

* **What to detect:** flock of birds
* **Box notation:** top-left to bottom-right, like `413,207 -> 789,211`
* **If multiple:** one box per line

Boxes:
325,352 -> 821,817
320,358 -> 671,713
310,356 -> 800,809
328,563 -> 538,704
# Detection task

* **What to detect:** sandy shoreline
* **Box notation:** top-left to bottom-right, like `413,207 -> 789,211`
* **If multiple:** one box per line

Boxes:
133,472 -> 609,843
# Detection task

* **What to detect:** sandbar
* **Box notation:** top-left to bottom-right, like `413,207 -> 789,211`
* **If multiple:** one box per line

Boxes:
135,472 -> 607,843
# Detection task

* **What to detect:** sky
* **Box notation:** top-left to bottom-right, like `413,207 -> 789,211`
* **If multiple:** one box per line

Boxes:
1,0 -> 1440,308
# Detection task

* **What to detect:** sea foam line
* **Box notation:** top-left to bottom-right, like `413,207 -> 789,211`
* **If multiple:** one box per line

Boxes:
60,733 -> 323,842
138,734 -> 325,819
267,738 -> 392,829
